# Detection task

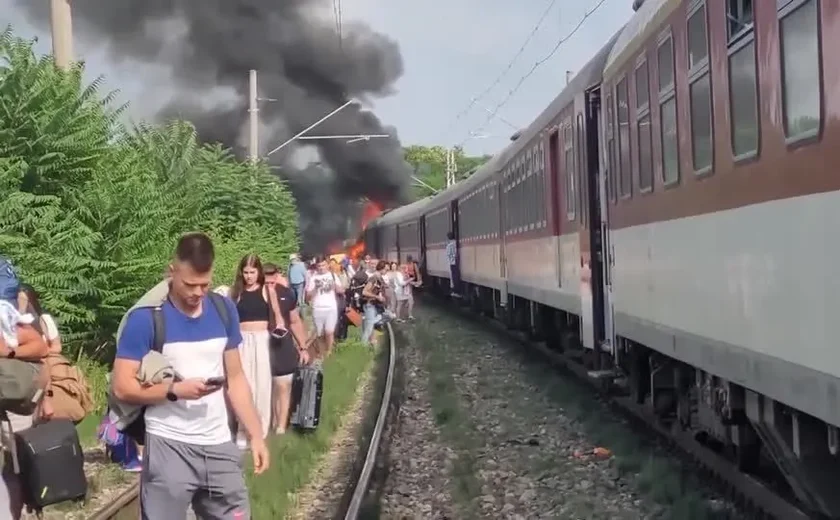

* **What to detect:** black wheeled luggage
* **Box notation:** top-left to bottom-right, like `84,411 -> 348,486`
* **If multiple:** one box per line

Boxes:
14,418 -> 87,511
290,365 -> 323,431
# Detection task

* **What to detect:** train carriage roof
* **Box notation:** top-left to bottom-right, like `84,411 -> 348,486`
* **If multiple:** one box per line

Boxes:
422,28 -> 624,215
603,0 -> 678,78
375,195 -> 435,227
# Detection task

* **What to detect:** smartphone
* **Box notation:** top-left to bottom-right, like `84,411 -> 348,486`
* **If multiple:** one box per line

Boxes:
205,376 -> 226,387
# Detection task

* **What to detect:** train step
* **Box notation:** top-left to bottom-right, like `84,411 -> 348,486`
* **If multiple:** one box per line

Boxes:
587,369 -> 621,381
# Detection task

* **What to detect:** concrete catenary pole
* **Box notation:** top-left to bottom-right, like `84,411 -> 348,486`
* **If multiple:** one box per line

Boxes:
248,69 -> 259,163
50,0 -> 74,70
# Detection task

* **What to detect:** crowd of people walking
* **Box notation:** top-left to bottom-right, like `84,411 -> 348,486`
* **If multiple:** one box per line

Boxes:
0,231 -> 423,519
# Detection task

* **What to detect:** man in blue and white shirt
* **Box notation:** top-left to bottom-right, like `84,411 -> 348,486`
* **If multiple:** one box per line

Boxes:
113,232 -> 268,519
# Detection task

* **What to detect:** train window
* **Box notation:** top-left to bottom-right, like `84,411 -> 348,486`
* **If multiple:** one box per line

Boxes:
727,0 -> 758,159
616,77 -> 632,197
635,60 -> 653,192
605,93 -> 617,202
727,0 -> 754,41
779,0 -> 821,141
657,34 -> 679,185
687,3 -> 713,173
657,35 -> 674,91
728,38 -> 758,158
635,61 -> 650,110
690,74 -> 713,171
688,4 -> 709,69
661,98 -> 679,185
564,120 -> 576,220
638,115 -> 653,191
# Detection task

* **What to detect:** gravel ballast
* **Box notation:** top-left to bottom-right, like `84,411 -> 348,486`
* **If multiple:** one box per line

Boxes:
379,303 -> 724,519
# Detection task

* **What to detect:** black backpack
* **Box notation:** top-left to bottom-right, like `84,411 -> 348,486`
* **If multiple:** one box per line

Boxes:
348,271 -> 369,310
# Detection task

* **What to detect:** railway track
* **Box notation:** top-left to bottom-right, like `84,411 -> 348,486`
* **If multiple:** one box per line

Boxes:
424,294 -> 812,520
87,323 -> 396,520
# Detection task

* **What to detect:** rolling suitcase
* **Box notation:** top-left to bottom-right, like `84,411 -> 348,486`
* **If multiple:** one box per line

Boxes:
290,365 -> 323,431
14,418 -> 87,511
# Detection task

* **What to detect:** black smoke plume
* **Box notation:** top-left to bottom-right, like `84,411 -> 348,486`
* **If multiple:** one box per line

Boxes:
14,0 -> 412,252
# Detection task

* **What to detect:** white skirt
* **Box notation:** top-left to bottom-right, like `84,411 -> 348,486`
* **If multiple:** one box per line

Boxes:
237,330 -> 272,442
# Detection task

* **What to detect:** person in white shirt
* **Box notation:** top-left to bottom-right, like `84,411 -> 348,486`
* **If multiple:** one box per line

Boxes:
394,264 -> 413,322
305,256 -> 344,357
445,232 -> 460,297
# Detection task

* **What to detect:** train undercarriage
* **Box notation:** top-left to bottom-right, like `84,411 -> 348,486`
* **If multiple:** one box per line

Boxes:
426,276 -> 840,518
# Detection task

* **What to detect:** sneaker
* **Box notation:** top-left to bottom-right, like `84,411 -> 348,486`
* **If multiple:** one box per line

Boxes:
395,318 -> 404,323
408,315 -> 415,320
122,458 -> 142,473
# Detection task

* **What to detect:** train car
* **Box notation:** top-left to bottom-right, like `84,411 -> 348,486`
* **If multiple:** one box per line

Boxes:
600,1 -> 840,515
421,179 -> 473,287
369,0 -> 840,515
454,154 -> 507,300
374,197 -> 434,264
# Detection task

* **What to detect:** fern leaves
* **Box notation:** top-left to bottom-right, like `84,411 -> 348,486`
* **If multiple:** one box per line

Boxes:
0,32 -> 299,359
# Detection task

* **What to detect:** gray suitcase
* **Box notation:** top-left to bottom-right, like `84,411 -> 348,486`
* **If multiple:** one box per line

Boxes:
291,365 -> 323,430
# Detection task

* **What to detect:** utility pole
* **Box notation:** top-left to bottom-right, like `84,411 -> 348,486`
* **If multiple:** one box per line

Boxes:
50,0 -> 74,70
248,69 -> 259,163
445,148 -> 458,187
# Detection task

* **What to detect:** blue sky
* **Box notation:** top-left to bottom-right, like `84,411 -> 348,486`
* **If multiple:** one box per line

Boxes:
2,0 -> 634,156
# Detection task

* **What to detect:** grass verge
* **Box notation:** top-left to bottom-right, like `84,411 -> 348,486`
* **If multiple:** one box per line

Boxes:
411,323 -> 482,517
246,332 -> 377,518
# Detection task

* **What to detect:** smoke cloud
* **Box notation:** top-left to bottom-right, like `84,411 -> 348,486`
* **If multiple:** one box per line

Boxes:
15,0 -> 412,252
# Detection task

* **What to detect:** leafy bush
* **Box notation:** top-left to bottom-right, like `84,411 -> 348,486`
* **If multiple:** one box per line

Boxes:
0,30 -> 299,361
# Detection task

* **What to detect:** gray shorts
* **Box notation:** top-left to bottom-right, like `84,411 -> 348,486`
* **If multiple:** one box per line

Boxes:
141,433 -> 249,520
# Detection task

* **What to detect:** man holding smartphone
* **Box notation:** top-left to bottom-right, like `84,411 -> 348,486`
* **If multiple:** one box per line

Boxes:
112,233 -> 268,520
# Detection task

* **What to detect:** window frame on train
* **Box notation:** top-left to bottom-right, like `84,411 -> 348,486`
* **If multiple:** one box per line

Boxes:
778,0 -> 822,145
656,29 -> 680,188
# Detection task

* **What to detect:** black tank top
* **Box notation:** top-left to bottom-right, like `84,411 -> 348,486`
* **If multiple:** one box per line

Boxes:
237,288 -> 269,323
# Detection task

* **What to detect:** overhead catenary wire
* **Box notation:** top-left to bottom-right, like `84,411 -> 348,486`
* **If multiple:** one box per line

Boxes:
457,0 -> 609,148
444,0 -> 560,136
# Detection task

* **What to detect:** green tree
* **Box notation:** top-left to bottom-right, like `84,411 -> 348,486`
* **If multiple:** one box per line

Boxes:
0,30 -> 299,358
403,145 -> 491,200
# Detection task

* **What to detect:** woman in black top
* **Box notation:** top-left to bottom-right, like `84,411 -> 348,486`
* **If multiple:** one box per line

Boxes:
229,254 -> 286,445
264,263 -> 309,434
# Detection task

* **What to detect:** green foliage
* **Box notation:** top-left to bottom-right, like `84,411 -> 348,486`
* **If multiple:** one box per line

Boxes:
403,144 -> 491,200
0,30 -> 299,359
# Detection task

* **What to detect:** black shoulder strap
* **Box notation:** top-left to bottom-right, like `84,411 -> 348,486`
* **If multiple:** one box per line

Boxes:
151,307 -> 165,353
208,292 -> 230,330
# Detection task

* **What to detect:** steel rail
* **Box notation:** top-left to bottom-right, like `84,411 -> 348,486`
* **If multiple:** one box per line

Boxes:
343,321 -> 396,519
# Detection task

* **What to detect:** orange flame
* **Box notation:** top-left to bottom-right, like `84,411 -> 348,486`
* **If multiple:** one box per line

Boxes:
360,200 -> 383,230
345,200 -> 383,261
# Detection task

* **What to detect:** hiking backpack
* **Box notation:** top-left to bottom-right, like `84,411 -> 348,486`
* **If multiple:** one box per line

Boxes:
44,353 -> 94,424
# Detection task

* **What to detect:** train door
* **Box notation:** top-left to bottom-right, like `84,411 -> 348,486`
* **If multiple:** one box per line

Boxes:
498,179 -> 508,305
450,199 -> 460,289
585,86 -> 610,360
548,130 -> 562,289
577,110 -> 595,352
419,214 -> 428,281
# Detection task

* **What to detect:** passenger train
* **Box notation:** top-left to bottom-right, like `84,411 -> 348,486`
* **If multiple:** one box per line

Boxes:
365,0 -> 838,516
